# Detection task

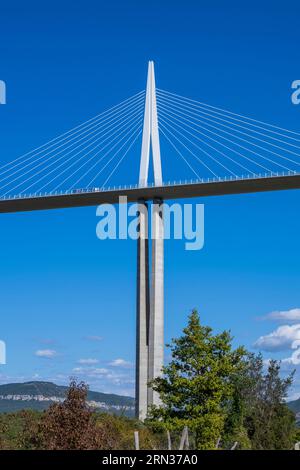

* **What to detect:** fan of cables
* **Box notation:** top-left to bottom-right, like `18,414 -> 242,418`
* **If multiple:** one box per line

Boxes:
0,91 -> 145,198
157,89 -> 300,181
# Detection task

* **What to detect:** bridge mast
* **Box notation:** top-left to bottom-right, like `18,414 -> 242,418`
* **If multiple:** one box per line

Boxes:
136,61 -> 164,420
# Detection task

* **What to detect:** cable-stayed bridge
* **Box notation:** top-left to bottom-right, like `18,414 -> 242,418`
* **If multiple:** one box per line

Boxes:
1,67 -> 300,211
1,61 -> 300,419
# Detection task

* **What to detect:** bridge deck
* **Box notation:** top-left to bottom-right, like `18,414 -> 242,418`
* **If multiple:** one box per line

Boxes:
0,174 -> 299,213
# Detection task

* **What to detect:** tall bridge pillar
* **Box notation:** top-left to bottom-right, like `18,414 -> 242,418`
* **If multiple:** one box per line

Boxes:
136,61 -> 164,419
148,199 -> 164,408
136,198 -> 164,419
136,201 -> 150,420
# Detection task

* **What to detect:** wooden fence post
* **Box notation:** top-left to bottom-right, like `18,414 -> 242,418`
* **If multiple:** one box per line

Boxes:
179,426 -> 189,450
134,431 -> 140,450
167,430 -> 172,450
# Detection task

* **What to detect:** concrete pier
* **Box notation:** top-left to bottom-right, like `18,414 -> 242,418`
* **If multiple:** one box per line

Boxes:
148,199 -> 164,407
135,201 -> 150,420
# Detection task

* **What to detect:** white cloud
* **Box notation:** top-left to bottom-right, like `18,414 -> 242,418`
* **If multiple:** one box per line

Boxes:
77,358 -> 99,365
35,349 -> 58,358
282,349 -> 300,366
254,324 -> 300,352
263,308 -> 300,322
90,368 -> 110,375
34,338 -> 55,345
109,358 -> 133,368
280,339 -> 300,366
71,366 -> 134,387
287,391 -> 300,401
72,367 -> 109,375
84,335 -> 103,342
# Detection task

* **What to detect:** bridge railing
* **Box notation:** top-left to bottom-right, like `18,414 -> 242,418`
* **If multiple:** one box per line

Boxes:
0,170 -> 298,202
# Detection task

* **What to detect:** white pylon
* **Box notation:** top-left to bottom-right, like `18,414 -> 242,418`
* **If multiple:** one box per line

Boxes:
139,61 -> 162,187
136,61 -> 164,420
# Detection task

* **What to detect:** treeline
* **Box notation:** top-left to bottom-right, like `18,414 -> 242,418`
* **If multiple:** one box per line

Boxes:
147,310 -> 298,449
0,383 -> 165,450
0,310 -> 299,450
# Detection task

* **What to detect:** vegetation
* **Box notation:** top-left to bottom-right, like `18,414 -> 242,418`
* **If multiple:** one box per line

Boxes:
0,380 -> 165,450
146,310 -> 246,449
147,310 -> 297,450
0,309 -> 297,450
223,353 -> 295,449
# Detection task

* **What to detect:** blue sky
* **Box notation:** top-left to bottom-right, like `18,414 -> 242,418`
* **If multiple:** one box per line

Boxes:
0,0 -> 300,398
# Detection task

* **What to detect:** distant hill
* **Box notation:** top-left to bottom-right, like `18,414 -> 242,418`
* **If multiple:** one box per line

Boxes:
288,398 -> 300,413
288,397 -> 300,426
0,381 -> 135,416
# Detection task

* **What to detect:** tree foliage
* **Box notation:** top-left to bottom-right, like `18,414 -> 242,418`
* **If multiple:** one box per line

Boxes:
147,309 -> 296,450
224,354 -> 295,449
147,309 -> 246,449
38,379 -> 119,450
0,312 -> 297,450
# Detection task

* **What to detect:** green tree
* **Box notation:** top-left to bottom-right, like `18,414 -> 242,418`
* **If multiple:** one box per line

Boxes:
223,353 -> 295,449
222,353 -> 262,449
246,357 -> 294,450
147,309 -> 246,449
